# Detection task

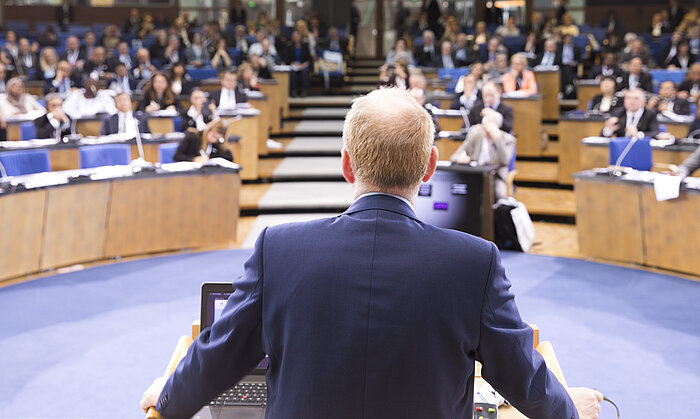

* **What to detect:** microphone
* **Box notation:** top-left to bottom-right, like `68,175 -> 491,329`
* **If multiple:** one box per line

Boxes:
611,135 -> 641,176
0,160 -> 11,192
130,117 -> 155,172
686,128 -> 700,141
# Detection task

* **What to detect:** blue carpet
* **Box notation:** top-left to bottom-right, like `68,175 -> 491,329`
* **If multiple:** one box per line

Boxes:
1,250 -> 699,418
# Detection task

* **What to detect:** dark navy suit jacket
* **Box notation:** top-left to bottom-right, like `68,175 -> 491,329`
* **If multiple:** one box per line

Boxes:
157,194 -> 577,419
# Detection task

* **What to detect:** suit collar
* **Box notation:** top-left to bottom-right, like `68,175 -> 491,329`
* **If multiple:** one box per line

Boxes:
343,193 -> 421,222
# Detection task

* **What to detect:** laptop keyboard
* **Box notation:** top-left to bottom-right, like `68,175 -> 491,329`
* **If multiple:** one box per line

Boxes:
210,382 -> 267,407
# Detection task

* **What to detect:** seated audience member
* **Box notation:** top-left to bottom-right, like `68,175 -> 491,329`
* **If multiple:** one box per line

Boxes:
249,29 -> 278,59
0,78 -> 45,119
38,26 -> 59,47
521,31 -> 540,63
149,29 -> 169,62
82,31 -> 98,61
35,47 -> 59,82
468,81 -> 514,133
450,74 -> 480,112
433,40 -> 457,69
689,25 -> 700,56
283,30 -> 312,97
410,11 -> 430,37
660,31 -> 684,67
619,39 -> 655,69
534,38 -> 562,67
647,80 -> 690,116
258,37 -> 280,66
164,36 -> 184,68
601,88 -> 660,139
123,8 -> 142,37
473,21 -> 490,47
414,30 -> 438,67
237,62 -> 260,91
469,62 -> 488,89
210,38 -> 233,69
385,39 -> 414,67
1,31 -> 19,71
502,54 -> 538,95
181,88 -> 218,131
34,93 -> 72,139
110,41 -> 136,72
100,92 -> 150,136
249,52 -> 273,79
101,25 -> 121,57
668,40 -> 695,70
590,76 -> 622,113
60,35 -> 85,70
232,25 -> 250,55
617,57 -> 653,93
16,38 -> 38,75
450,111 -> 515,199
62,77 -> 116,118
210,70 -> 248,110
108,62 -> 137,94
487,53 -> 509,80
0,63 -> 7,93
174,122 -> 233,162
45,60 -> 81,96
186,33 -> 210,67
677,62 -> 700,100
319,26 -> 348,57
676,141 -> 700,176
591,51 -> 623,81
139,12 -> 155,39
495,16 -> 521,37
378,60 -> 409,89
528,12 -> 545,36
559,34 -> 581,98
133,48 -> 157,84
558,13 -> 580,36
138,72 -> 180,113
84,46 -> 111,80
453,33 -> 480,67
481,37 -> 507,68
168,62 -> 197,96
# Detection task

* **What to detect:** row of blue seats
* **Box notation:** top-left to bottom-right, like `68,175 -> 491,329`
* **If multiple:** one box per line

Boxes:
0,143 -> 180,177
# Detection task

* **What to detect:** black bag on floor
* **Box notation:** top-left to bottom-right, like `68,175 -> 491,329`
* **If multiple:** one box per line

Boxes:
493,198 -> 535,252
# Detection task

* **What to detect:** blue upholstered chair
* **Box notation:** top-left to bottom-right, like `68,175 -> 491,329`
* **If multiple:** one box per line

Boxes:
0,149 -> 51,176
158,143 -> 179,164
19,122 -> 37,140
78,144 -> 131,169
608,138 -> 652,171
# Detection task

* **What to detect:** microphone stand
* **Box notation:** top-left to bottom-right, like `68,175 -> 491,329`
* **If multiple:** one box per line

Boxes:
130,118 -> 154,172
611,135 -> 641,176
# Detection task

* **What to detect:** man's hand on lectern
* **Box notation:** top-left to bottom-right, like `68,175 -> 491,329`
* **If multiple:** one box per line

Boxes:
568,387 -> 604,419
140,376 -> 167,412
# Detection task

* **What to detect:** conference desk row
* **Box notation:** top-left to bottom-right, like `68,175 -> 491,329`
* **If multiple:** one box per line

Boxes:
575,171 -> 700,276
0,163 -> 241,284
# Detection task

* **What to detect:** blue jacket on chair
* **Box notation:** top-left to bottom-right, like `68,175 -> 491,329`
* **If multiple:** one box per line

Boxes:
157,194 -> 577,419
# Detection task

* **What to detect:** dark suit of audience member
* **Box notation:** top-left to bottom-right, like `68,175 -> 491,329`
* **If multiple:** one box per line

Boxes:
43,73 -> 81,95
468,100 -> 514,133
180,107 -> 216,131
668,54 -> 696,71
534,49 -> 562,67
617,71 -> 653,93
601,107 -> 660,138
415,43 -> 438,67
433,53 -> 458,69
109,53 -> 137,72
34,112 -> 72,139
590,94 -> 623,113
590,64 -> 623,81
137,90 -> 181,113
59,49 -> 85,67
678,142 -> 700,176
173,131 -> 233,162
649,95 -> 690,116
16,52 -> 38,76
55,2 -> 75,31
678,79 -> 700,97
283,38 -> 312,96
100,111 -> 151,135
209,85 -> 248,109
318,37 -> 349,56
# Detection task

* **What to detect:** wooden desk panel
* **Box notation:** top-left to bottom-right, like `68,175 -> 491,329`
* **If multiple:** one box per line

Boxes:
259,81 -> 282,134
577,82 -> 599,111
41,182 -> 110,269
436,114 -> 464,132
534,70 -> 560,120
76,120 -> 102,137
0,190 -> 46,281
273,72 -> 290,118
641,186 -> 700,275
225,115 -> 259,180
6,123 -> 21,141
250,97 -> 273,156
435,138 -> 463,161
664,122 -> 690,139
559,119 -> 605,184
104,173 -> 239,258
575,178 -> 645,264
502,97 -> 543,157
48,143 -> 163,171
148,118 -> 175,135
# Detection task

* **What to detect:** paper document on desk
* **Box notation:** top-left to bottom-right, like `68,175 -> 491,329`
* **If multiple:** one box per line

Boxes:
653,174 -> 682,201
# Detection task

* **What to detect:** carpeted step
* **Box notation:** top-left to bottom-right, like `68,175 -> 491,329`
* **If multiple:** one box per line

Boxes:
259,157 -> 343,180
289,96 -> 356,107
255,181 -> 354,210
287,108 -> 349,120
268,137 -> 343,155
280,120 -> 345,136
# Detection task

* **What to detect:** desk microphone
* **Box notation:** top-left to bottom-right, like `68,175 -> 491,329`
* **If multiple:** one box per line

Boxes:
131,118 -> 154,172
611,135 -> 641,176
686,128 -> 700,142
0,160 -> 11,191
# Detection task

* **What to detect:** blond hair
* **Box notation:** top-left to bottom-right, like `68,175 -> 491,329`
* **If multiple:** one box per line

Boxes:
343,88 -> 434,192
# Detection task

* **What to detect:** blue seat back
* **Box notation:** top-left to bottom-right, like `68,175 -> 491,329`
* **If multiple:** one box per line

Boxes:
188,67 -> 218,80
19,122 -> 37,140
509,145 -> 516,172
438,68 -> 470,93
608,138 -> 653,171
501,36 -> 525,54
650,69 -> 687,92
158,143 -> 179,164
78,144 -> 131,169
172,116 -> 182,132
0,149 -> 51,176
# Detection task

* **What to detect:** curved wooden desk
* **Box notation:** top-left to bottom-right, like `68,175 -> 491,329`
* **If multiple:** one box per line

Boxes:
0,164 -> 240,284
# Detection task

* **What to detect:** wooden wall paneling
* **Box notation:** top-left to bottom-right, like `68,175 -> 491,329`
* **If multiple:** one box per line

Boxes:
559,120 -> 605,184
502,96 -> 543,157
652,149 -> 693,167
534,70 -> 560,120
575,178 -> 645,264
577,82 -> 599,111
41,182 -> 111,270
49,149 -> 80,171
130,143 -> 161,163
225,115 -> 259,180
641,186 -> 700,276
0,190 -> 47,282
436,115 -> 464,132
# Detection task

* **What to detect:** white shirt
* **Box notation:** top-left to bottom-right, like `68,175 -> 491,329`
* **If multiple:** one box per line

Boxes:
63,90 -> 117,118
356,192 -> 415,211
626,109 -> 643,130
218,88 -> 237,110
599,96 -> 612,112
187,106 -> 207,131
118,111 -> 138,138
478,136 -> 493,165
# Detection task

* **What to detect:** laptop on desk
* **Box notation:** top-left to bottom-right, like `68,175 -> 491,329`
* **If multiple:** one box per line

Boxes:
195,283 -> 268,419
